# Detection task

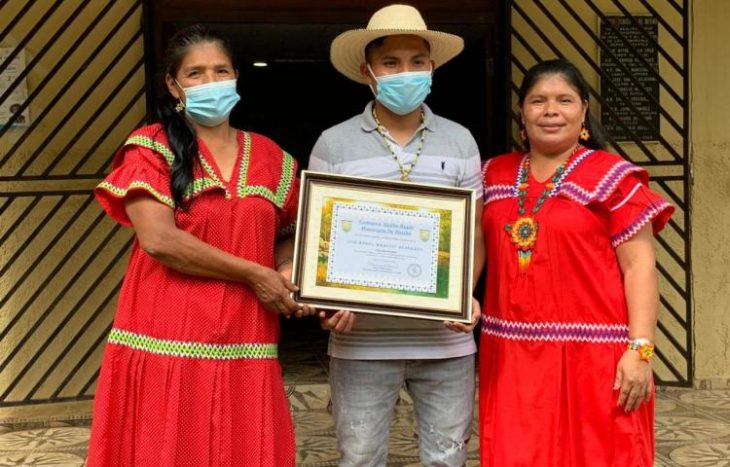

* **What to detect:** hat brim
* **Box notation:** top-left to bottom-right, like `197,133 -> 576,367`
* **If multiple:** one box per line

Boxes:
330,29 -> 464,84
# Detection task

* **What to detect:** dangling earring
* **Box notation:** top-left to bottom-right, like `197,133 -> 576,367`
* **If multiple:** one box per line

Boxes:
579,122 -> 591,142
175,99 -> 185,113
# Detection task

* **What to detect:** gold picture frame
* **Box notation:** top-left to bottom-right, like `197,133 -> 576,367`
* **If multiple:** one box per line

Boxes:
291,171 -> 476,323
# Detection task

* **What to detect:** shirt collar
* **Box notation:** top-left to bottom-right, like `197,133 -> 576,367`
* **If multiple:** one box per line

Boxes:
360,101 -> 437,133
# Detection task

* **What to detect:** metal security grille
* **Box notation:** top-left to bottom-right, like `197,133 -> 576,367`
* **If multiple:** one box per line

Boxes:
0,0 -> 146,407
506,0 -> 691,386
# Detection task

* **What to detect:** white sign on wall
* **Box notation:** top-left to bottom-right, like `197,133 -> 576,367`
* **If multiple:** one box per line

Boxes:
0,48 -> 31,127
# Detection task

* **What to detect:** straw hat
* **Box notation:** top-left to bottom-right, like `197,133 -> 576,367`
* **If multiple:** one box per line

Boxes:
330,4 -> 464,84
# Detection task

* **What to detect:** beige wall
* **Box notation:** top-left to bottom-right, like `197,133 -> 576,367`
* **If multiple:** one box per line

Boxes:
690,0 -> 730,386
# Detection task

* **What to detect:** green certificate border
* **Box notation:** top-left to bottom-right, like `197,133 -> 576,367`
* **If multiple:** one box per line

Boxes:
291,171 -> 475,323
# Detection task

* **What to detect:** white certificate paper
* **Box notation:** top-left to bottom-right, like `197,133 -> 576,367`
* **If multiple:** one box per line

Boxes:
326,203 -> 440,293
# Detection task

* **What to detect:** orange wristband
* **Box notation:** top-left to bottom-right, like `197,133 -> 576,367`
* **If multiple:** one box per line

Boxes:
628,338 -> 655,362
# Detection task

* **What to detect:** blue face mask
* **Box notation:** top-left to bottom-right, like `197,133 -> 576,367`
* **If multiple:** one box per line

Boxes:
178,79 -> 241,127
368,65 -> 432,115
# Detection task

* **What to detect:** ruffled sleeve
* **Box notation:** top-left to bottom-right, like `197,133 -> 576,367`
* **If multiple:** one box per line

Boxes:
95,145 -> 174,226
605,172 -> 674,248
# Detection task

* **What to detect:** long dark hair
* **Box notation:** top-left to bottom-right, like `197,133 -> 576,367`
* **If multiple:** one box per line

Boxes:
157,24 -> 236,208
517,58 -> 607,151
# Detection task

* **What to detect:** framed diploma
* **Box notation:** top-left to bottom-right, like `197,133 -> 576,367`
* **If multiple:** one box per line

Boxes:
291,171 -> 476,323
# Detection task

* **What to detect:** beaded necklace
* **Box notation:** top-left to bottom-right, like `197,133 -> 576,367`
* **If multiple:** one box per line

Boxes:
372,107 -> 427,182
504,145 -> 582,272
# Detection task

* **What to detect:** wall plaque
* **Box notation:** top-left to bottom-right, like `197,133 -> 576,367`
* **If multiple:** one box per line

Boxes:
600,16 -> 659,141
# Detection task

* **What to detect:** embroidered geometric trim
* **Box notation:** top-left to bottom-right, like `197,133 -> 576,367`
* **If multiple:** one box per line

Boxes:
125,134 -> 225,200
484,150 -> 595,205
484,184 -> 515,204
611,200 -> 673,247
481,315 -> 629,343
108,328 -> 278,360
274,151 -> 296,206
481,158 -> 492,195
559,160 -> 643,205
183,176 -> 224,199
511,149 -> 595,198
196,155 -> 228,196
236,131 -> 253,197
240,149 -> 295,208
97,180 -> 174,208
126,131 -> 294,206
557,148 -> 595,195
126,135 -> 176,165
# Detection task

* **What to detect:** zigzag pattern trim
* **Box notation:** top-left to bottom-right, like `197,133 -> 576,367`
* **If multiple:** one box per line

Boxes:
611,200 -> 673,247
481,315 -> 629,343
480,158 -> 492,200
484,184 -> 515,204
559,160 -> 643,205
512,154 -> 529,196
492,149 -> 596,203
554,148 -> 595,195
481,158 -> 492,179
108,328 -> 278,360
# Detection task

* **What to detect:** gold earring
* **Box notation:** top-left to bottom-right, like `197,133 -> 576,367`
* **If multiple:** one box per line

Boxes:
175,100 -> 185,113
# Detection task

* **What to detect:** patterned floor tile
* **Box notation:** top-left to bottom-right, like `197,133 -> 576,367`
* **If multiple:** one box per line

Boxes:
287,383 -> 332,411
655,416 -> 730,442
1,355 -> 728,467
655,397 -> 678,413
668,443 -> 730,466
0,452 -> 85,466
679,390 -> 730,412
0,428 -> 90,451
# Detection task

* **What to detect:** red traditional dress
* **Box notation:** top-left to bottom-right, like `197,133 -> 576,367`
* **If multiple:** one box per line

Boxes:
87,124 -> 299,466
479,148 -> 673,467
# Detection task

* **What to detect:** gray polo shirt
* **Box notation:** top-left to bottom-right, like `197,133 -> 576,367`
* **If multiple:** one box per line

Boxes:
308,101 -> 482,360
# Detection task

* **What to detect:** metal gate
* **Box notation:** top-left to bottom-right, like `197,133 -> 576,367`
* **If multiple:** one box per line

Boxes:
505,0 -> 691,386
0,0 -> 145,408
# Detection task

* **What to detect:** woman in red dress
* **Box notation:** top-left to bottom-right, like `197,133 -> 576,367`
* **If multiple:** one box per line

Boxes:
479,59 -> 673,466
87,25 -> 313,466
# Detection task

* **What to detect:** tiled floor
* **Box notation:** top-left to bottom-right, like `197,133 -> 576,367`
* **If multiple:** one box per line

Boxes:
0,327 -> 728,466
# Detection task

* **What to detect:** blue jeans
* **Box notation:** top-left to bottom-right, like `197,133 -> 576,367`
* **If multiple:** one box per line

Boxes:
329,355 -> 475,466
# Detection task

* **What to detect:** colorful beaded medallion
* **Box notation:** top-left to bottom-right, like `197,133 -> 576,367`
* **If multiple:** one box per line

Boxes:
504,146 -> 581,272
506,216 -> 540,271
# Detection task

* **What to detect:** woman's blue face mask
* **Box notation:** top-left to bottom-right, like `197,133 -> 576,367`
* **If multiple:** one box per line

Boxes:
368,64 -> 432,115
177,79 -> 241,127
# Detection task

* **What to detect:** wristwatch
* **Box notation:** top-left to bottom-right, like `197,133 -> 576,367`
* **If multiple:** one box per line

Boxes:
628,338 -> 655,362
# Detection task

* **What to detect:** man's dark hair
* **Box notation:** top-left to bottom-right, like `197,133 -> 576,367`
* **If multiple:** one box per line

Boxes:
364,36 -> 431,64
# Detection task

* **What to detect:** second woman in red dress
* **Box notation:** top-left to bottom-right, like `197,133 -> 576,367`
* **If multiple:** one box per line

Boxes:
479,58 -> 673,467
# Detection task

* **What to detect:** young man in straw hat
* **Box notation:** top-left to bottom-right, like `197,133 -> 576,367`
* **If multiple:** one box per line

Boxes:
308,4 -> 485,465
